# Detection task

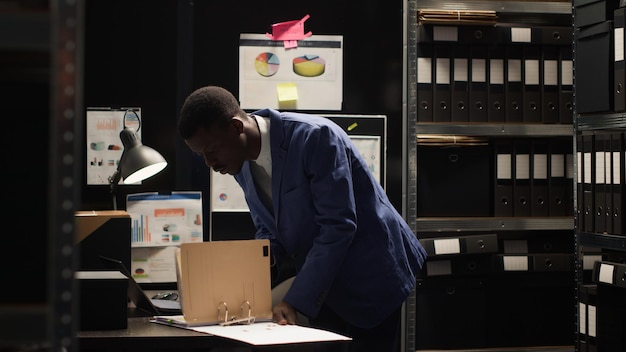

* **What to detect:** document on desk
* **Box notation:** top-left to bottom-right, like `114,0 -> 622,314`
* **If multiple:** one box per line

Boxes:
151,318 -> 351,345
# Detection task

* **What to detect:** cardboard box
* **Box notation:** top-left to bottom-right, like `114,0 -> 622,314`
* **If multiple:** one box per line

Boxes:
75,210 -> 131,272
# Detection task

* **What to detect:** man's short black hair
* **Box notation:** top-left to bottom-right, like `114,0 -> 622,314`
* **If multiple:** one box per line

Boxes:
178,86 -> 245,139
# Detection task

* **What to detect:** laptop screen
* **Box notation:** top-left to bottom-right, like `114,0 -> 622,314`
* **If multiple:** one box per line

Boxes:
99,255 -> 180,315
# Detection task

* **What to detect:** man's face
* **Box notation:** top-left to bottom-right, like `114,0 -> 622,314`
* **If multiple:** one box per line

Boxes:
184,119 -> 247,175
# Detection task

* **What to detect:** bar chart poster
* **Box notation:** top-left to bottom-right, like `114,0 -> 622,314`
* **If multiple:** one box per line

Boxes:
126,192 -> 203,247
239,33 -> 343,110
127,192 -> 203,283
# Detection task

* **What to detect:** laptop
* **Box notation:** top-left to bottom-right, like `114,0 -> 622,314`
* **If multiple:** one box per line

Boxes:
99,255 -> 182,315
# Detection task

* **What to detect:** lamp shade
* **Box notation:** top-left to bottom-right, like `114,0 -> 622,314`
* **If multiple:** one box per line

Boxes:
118,128 -> 167,184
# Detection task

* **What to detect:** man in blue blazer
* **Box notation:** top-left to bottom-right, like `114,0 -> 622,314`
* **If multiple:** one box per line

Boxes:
178,86 -> 427,351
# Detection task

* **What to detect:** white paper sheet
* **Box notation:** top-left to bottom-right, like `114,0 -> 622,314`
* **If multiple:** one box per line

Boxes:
153,319 -> 351,345
190,322 -> 351,345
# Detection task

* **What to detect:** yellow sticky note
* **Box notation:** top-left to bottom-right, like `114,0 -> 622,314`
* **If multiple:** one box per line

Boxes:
277,82 -> 298,102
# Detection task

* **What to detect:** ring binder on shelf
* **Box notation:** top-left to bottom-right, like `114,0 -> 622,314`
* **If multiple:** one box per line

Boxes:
541,45 -> 560,124
487,45 -> 506,122
522,45 -> 542,123
514,139 -> 532,217
610,132 -> 624,234
495,139 -> 514,217
531,139 -> 549,216
505,44 -> 524,123
418,43 -> 434,122
583,135 -> 595,233
452,45 -> 470,122
434,44 -> 452,122
559,46 -> 574,124
549,138 -> 568,217
594,133 -> 609,234
469,45 -> 488,122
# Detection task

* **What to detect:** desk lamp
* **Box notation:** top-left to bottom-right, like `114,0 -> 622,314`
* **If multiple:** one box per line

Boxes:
109,110 -> 167,209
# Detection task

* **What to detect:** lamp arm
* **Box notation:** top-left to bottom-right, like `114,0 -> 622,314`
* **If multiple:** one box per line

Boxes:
109,166 -> 122,210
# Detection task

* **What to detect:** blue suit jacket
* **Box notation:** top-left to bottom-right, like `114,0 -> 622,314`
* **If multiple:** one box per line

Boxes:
234,109 -> 427,328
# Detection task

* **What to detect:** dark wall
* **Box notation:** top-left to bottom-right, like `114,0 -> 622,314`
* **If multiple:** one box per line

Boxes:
83,0 -> 405,221
83,0 -> 180,210
2,48 -> 50,303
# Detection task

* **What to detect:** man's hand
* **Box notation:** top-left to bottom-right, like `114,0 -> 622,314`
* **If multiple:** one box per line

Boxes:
272,300 -> 298,325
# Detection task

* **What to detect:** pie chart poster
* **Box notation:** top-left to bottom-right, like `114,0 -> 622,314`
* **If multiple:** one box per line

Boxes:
239,33 -> 343,111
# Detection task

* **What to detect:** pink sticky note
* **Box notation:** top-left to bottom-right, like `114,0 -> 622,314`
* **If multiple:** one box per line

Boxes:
266,14 -> 312,41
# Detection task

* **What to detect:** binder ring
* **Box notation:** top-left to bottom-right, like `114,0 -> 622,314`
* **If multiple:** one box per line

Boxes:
240,300 -> 252,319
218,301 -> 228,322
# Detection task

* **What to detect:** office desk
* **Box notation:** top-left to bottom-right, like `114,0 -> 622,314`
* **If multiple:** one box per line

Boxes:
77,316 -> 348,352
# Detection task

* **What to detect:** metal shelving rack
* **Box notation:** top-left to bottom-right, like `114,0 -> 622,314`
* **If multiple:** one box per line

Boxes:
50,1 -> 83,351
404,1 -> 575,351
402,1 -> 419,350
417,217 -> 574,232
0,3 -> 82,351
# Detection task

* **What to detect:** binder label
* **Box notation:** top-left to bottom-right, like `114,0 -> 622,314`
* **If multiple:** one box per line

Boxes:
551,154 -> 565,178
544,59 -> 558,86
497,154 -> 512,179
436,58 -> 450,84
524,59 -> 540,85
453,58 -> 468,81
534,154 -> 548,179
490,59 -> 504,84
588,305 -> 597,337
615,27 -> 624,62
471,58 -> 486,82
595,151 -> 606,185
503,256 -> 529,271
433,238 -> 461,255
561,60 -> 573,86
417,57 -> 432,83
579,303 -> 586,334
584,152 -> 592,184
433,26 -> 458,41
508,59 -> 522,82
613,151 -> 621,185
598,263 -> 615,284
511,27 -> 531,43
516,154 -> 530,180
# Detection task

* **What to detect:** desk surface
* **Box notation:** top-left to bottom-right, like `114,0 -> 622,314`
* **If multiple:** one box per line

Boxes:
78,316 -> 241,350
78,316 -> 347,351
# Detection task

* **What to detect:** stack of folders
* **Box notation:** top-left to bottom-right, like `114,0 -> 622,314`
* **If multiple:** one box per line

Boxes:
494,137 -> 574,218
589,260 -> 626,351
417,9 -> 497,26
494,234 -> 574,274
416,23 -> 573,124
418,231 -> 575,277
576,132 -> 625,235
418,233 -> 499,277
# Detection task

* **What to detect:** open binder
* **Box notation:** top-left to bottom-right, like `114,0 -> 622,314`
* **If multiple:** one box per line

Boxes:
155,239 -> 272,327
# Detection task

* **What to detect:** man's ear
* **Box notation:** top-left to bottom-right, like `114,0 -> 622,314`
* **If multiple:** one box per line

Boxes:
230,117 -> 245,133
